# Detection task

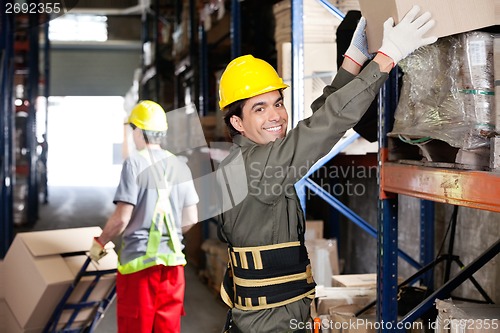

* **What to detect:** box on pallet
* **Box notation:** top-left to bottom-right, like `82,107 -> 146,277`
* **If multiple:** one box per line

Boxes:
332,273 -> 377,288
314,285 -> 376,316
305,220 -> 324,240
306,238 -> 340,287
3,227 -> 117,332
201,238 -> 228,293
358,0 -> 497,53
435,299 -> 500,333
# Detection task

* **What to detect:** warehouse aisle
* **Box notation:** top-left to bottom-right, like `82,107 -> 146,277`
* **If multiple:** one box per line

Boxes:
29,185 -> 228,333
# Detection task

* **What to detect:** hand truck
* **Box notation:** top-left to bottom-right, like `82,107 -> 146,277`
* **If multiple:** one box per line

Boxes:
43,255 -> 117,333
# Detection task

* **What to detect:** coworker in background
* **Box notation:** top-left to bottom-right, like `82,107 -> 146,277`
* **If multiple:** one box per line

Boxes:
217,6 -> 437,333
89,100 -> 199,333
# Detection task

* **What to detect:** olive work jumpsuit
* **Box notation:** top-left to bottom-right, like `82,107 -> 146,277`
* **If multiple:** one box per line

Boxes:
218,61 -> 388,333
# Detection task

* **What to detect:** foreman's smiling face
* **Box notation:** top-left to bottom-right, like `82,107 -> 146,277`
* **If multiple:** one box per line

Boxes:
230,90 -> 288,145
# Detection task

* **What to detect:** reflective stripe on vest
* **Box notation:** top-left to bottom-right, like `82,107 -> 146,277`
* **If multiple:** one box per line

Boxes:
220,241 -> 316,310
118,149 -> 186,274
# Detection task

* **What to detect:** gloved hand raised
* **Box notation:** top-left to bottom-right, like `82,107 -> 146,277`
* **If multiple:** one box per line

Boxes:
378,5 -> 437,65
89,237 -> 107,262
344,17 -> 374,67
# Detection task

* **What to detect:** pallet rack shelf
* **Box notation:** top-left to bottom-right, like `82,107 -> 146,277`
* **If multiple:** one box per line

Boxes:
381,162 -> 500,213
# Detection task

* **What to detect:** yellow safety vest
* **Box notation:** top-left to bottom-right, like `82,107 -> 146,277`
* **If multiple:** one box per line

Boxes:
118,149 -> 186,274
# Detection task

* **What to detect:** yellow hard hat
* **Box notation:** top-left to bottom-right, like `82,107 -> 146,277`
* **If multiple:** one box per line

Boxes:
218,55 -> 289,110
128,100 -> 168,131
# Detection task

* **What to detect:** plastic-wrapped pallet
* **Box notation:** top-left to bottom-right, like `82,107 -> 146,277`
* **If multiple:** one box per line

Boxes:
389,32 -> 495,150
435,299 -> 500,333
459,32 -> 496,148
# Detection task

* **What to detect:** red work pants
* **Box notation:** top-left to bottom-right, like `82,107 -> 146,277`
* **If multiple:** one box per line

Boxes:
116,265 -> 185,333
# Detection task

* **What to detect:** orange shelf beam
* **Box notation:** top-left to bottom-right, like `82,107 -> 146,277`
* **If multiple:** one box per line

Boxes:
381,162 -> 500,212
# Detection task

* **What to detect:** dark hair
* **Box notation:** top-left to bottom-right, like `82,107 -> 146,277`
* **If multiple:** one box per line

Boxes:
223,99 -> 246,138
130,123 -> 166,145
223,89 -> 284,138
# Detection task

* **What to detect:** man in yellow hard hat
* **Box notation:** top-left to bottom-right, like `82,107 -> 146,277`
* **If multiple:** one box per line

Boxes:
216,6 -> 437,333
89,100 -> 199,333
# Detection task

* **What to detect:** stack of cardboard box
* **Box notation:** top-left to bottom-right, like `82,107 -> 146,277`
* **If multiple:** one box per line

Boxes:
200,238 -> 229,294
273,0 -> 342,125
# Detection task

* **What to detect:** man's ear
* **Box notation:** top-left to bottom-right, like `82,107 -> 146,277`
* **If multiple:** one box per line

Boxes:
230,115 -> 244,133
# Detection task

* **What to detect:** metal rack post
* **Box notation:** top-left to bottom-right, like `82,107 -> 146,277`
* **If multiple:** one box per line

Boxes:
420,200 -> 435,287
26,11 -> 40,227
1,8 -> 15,258
378,68 -> 401,330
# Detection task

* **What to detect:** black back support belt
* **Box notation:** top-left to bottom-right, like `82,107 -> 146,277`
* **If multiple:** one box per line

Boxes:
221,241 -> 316,311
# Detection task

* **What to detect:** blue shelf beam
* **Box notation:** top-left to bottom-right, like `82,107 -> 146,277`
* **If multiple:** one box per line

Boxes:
316,0 -> 346,21
305,178 -> 421,269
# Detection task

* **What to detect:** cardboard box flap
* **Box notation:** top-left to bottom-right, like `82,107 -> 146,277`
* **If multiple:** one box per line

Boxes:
18,227 -> 105,257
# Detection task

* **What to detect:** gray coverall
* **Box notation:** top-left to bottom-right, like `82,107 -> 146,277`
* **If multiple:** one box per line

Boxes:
218,61 -> 388,333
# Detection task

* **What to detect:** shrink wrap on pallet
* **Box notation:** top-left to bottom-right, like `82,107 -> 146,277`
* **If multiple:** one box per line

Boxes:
389,32 -> 495,150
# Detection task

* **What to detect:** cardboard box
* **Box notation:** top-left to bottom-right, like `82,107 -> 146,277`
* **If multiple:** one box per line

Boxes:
201,238 -> 228,293
315,286 -> 376,315
4,227 -> 117,331
0,300 -> 87,333
359,0 -> 497,52
332,273 -> 404,288
332,273 -> 377,288
305,220 -> 324,240
306,238 -> 340,287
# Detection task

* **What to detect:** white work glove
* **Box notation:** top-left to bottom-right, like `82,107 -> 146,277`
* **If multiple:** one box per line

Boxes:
89,237 -> 107,262
378,5 -> 437,65
344,17 -> 374,67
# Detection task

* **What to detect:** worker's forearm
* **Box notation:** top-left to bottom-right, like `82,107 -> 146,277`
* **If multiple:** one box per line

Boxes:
372,52 -> 394,73
98,202 -> 133,244
99,216 -> 127,244
340,56 -> 362,76
341,52 -> 394,75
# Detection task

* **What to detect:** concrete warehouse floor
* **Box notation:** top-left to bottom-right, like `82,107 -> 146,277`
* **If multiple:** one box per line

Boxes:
25,185 -> 228,333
